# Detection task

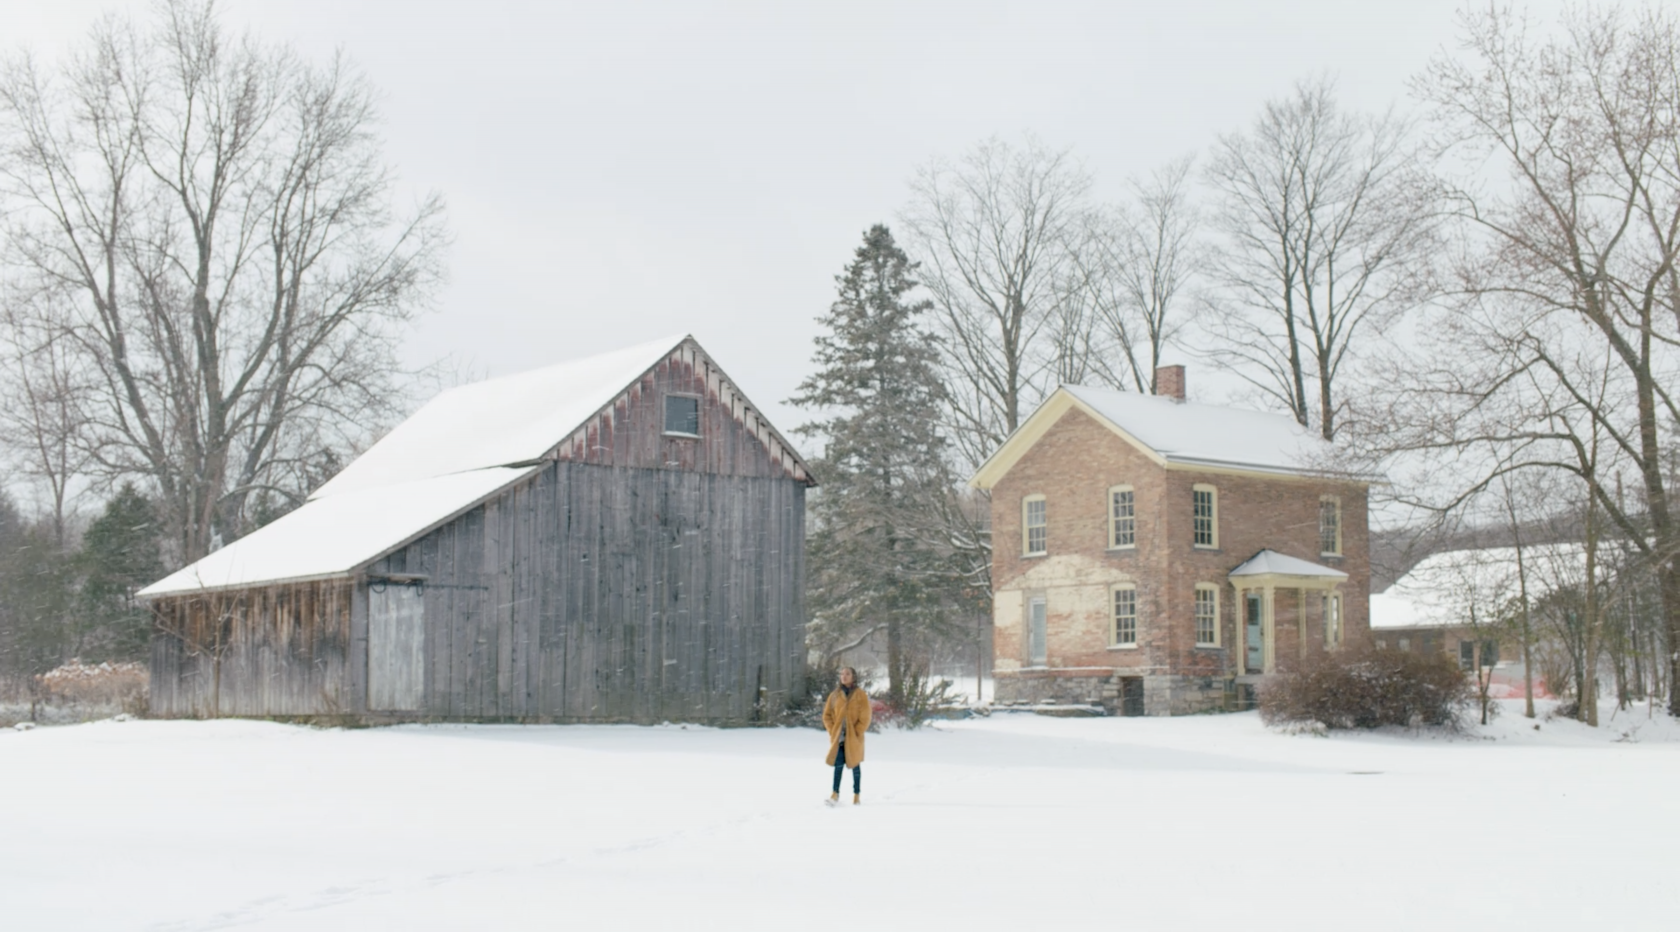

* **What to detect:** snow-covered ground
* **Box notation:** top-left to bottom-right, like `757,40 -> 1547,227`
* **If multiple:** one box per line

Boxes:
3,701 -> 1676,931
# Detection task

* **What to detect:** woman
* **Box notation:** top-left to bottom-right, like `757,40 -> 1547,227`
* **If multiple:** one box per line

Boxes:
822,666 -> 871,806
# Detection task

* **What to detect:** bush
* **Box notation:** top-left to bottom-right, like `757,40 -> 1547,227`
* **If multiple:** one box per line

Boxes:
1259,645 -> 1474,730
37,659 -> 149,714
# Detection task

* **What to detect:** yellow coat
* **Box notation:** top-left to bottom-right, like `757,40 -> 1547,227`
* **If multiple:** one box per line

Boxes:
823,686 -> 871,767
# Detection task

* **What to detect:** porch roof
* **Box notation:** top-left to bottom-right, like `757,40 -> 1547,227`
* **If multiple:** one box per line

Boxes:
1228,549 -> 1348,581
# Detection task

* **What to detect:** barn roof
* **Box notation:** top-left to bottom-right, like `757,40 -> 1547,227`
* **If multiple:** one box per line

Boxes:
313,334 -> 690,498
970,384 -> 1374,488
139,467 -> 539,597
140,334 -> 810,598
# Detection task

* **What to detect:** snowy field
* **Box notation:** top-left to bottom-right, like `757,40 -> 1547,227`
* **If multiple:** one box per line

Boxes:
3,702 -> 1676,931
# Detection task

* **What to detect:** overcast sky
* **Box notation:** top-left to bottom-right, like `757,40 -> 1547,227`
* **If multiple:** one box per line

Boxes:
0,0 -> 1568,439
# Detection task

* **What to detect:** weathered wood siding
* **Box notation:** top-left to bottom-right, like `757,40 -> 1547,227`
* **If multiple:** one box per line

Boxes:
366,460 -> 806,723
149,580 -> 353,717
146,338 -> 812,722
553,343 -> 810,483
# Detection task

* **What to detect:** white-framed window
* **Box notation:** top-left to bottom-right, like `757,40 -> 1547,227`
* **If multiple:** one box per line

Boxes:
1320,496 -> 1342,556
1194,584 -> 1219,647
1323,593 -> 1342,648
1109,485 -> 1136,549
663,393 -> 701,437
1023,495 -> 1047,556
1111,585 -> 1138,647
1192,485 -> 1218,549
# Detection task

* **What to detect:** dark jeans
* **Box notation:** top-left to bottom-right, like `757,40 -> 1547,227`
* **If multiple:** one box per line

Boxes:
831,742 -> 861,794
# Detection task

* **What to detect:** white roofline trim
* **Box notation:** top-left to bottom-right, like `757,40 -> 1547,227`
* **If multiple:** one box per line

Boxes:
970,389 -> 1167,489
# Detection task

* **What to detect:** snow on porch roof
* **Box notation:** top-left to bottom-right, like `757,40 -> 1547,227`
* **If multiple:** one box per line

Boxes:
311,334 -> 689,499
1228,549 -> 1348,580
138,466 -> 538,597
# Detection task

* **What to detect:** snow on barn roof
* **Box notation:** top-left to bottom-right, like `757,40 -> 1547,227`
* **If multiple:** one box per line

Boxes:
141,334 -> 720,597
1370,543 -> 1589,630
138,467 -> 539,597
970,384 -> 1369,489
312,334 -> 688,498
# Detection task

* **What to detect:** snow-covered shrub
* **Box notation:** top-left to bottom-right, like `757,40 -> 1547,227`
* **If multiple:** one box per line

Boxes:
1259,645 -> 1473,730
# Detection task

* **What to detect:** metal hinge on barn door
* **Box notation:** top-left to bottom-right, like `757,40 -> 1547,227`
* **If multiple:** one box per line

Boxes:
369,581 -> 425,711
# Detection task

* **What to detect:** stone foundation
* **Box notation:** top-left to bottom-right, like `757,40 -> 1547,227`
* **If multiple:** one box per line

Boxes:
995,669 -> 1243,716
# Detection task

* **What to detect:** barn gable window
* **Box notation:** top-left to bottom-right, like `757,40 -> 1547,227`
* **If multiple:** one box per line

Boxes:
664,394 -> 701,436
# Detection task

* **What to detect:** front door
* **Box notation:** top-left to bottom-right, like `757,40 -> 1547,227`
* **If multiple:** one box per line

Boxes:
1245,593 -> 1264,673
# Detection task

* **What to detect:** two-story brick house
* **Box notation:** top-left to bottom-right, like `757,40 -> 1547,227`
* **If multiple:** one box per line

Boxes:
971,367 -> 1373,715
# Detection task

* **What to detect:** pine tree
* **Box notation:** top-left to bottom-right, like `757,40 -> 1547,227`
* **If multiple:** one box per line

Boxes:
790,225 -> 967,710
0,492 -> 74,698
76,484 -> 163,661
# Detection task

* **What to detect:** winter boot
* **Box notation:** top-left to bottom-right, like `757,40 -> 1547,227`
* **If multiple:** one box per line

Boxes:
853,794 -> 861,806
826,792 -> 839,807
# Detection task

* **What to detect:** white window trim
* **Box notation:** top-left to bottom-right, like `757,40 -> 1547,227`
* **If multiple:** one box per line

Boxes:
1194,583 -> 1220,647
1022,494 -> 1047,557
1110,584 -> 1139,649
1192,484 -> 1219,550
1319,495 -> 1342,557
1323,592 -> 1343,648
1107,485 -> 1136,551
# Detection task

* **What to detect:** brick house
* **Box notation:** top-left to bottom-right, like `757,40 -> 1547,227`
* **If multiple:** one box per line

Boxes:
970,367 -> 1373,715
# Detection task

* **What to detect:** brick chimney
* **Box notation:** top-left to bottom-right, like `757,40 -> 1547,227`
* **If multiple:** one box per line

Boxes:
1155,364 -> 1186,402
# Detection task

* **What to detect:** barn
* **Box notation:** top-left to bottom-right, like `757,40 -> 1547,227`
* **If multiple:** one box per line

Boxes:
138,335 -> 815,724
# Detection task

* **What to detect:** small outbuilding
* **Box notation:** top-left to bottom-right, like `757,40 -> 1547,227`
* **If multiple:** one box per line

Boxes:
139,335 -> 815,723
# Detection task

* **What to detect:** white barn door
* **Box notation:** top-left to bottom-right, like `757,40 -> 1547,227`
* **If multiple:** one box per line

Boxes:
369,583 -> 424,711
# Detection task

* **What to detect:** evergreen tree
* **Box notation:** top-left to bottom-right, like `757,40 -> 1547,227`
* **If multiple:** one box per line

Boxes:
76,484 -> 164,661
0,492 -> 74,696
790,225 -> 970,710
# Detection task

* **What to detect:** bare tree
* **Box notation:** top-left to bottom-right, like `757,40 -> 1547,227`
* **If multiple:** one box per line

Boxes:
1079,156 -> 1201,394
1407,3 -> 1680,716
901,136 -> 1094,468
1204,77 -> 1434,440
0,0 -> 447,565
0,287 -> 93,548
